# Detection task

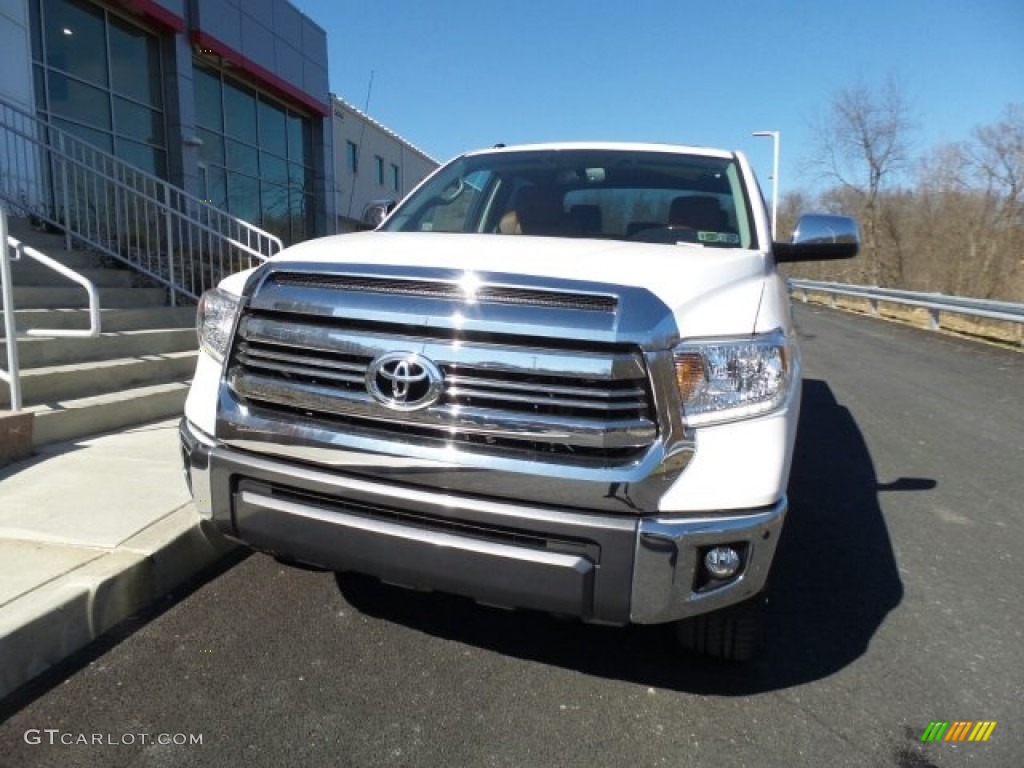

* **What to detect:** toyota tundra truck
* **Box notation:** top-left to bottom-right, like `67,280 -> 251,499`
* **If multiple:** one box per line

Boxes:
180,142 -> 858,660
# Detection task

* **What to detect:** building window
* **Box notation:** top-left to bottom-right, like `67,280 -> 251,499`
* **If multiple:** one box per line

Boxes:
193,60 -> 315,244
375,156 -> 384,186
346,141 -> 358,174
30,0 -> 167,177
391,164 -> 400,192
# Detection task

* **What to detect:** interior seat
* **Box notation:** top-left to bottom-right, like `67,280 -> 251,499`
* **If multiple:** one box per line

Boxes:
498,186 -> 567,235
668,195 -> 725,231
569,204 -> 602,236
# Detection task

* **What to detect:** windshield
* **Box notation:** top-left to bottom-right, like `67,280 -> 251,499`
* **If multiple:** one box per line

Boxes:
382,148 -> 756,249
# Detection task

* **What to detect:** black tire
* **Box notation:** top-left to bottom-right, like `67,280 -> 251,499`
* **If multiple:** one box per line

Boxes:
674,593 -> 767,662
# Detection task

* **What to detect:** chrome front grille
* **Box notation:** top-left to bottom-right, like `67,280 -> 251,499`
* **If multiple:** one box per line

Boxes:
227,311 -> 657,463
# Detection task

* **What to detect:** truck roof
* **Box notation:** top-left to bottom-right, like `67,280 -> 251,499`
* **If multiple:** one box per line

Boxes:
462,141 -> 737,160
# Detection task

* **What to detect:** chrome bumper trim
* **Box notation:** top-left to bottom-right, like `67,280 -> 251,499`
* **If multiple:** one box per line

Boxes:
630,500 -> 786,623
180,418 -> 215,520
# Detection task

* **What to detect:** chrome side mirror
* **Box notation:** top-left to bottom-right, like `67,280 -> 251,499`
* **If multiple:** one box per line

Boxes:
775,214 -> 860,262
361,199 -> 397,229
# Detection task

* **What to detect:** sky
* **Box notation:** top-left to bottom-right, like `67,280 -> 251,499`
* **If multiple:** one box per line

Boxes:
290,0 -> 1023,200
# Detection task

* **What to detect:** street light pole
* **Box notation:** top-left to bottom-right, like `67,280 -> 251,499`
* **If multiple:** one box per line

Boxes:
752,130 -> 780,238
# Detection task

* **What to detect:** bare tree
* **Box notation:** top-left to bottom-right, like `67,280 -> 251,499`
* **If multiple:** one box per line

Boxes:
968,104 -> 1024,298
792,96 -> 1022,301
912,142 -> 972,293
971,103 -> 1024,207
808,75 -> 917,285
912,105 -> 1024,299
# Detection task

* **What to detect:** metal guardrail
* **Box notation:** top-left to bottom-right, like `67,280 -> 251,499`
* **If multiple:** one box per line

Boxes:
1,209 -> 101,411
0,95 -> 281,305
789,279 -> 1024,339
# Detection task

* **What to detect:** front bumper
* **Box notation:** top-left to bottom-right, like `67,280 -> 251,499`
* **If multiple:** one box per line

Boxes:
181,418 -> 785,625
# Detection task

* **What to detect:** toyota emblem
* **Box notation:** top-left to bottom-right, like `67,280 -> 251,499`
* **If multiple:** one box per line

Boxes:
366,352 -> 444,411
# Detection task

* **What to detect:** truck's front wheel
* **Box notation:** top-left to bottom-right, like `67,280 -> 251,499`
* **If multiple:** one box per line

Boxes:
674,594 -> 767,662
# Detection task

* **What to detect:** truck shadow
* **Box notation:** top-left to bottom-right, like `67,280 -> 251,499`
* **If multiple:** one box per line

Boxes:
336,379 -> 913,693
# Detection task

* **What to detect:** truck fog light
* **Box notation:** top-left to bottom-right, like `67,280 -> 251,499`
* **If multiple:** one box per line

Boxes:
704,546 -> 741,579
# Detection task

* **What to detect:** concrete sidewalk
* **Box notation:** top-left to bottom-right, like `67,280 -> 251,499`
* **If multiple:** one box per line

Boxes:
0,418 -> 235,701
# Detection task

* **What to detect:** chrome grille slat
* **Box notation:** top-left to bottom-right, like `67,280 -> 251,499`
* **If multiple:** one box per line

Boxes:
444,373 -> 646,401
236,340 -> 648,413
446,383 -> 647,413
236,357 -> 366,387
229,372 -> 655,449
237,344 -> 367,374
240,315 -> 643,380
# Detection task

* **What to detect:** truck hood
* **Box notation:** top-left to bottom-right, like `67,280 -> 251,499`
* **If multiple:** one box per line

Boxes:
270,232 -> 769,337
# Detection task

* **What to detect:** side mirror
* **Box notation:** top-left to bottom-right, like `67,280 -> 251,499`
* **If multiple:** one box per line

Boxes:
361,199 -> 397,229
774,214 -> 860,263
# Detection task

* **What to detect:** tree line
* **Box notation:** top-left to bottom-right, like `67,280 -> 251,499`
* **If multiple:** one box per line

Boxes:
781,79 -> 1023,303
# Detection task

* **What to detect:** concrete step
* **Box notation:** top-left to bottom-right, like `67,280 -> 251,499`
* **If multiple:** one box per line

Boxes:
7,262 -> 135,287
4,218 -> 109,267
10,285 -> 167,309
2,306 -> 196,334
2,328 -> 198,367
4,246 -> 107,270
3,218 -> 73,252
28,381 -> 191,446
3,217 -> 205,443
0,351 -> 198,408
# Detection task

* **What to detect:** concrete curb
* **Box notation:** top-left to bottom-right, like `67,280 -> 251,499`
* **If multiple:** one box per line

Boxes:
0,504 -> 236,701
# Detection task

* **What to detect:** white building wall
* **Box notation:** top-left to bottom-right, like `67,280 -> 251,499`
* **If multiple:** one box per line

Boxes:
332,96 -> 438,231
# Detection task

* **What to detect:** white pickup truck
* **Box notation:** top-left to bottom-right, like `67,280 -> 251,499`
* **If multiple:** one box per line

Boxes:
181,142 -> 858,660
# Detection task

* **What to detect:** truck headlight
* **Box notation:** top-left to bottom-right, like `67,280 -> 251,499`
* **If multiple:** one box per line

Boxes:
197,287 -> 241,363
673,329 -> 795,428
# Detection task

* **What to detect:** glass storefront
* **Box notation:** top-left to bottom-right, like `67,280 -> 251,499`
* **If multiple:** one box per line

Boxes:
30,0 -> 167,177
25,0 -> 320,244
194,61 -> 315,245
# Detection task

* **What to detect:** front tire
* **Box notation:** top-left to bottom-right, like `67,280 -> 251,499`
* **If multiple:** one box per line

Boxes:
675,594 -> 767,662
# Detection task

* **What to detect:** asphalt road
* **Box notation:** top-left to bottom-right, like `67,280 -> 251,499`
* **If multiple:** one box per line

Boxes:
2,304 -> 1022,768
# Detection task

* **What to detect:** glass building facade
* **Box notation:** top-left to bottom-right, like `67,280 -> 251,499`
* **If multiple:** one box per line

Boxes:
193,61 -> 315,244
15,0 -> 330,245
30,0 -> 168,177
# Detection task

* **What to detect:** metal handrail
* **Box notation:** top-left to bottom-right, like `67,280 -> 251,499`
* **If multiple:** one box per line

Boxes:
789,279 -> 1024,333
0,94 -> 282,305
1,209 -> 101,411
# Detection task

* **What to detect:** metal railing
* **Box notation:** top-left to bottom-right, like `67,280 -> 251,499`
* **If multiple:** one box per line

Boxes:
0,95 -> 281,305
789,279 -> 1024,340
1,209 -> 101,411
